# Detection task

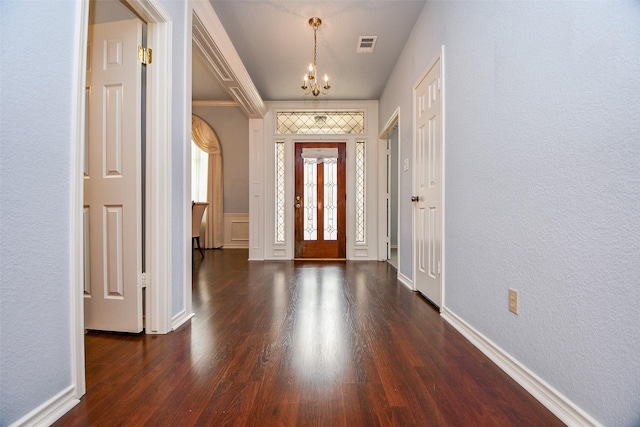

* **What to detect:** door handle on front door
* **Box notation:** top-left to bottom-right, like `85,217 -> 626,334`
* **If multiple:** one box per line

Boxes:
411,196 -> 419,202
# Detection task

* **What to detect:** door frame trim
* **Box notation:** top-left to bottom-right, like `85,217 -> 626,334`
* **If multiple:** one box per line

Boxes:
70,0 -> 89,402
70,0 -> 173,400
412,46 -> 446,308
378,107 -> 401,263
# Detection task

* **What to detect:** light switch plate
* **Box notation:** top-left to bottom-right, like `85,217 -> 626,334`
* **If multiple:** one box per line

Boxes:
508,288 -> 519,314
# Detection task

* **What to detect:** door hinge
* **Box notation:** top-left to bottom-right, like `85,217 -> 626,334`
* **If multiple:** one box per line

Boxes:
140,272 -> 148,288
437,261 -> 442,275
138,46 -> 152,65
437,78 -> 441,90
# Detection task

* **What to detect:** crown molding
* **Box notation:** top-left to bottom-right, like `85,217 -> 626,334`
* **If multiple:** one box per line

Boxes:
192,100 -> 239,108
192,1 -> 266,118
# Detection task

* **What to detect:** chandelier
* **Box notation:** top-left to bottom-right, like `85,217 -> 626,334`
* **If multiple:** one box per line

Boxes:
301,17 -> 330,97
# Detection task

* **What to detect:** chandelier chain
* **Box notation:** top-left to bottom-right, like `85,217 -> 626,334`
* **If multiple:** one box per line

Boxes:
313,23 -> 317,68
301,17 -> 330,97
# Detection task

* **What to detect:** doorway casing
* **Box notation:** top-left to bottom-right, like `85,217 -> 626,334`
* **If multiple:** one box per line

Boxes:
71,0 -> 173,400
253,101 -> 379,261
378,108 -> 401,268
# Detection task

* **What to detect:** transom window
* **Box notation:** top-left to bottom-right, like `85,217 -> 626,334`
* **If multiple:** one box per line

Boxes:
276,111 -> 364,135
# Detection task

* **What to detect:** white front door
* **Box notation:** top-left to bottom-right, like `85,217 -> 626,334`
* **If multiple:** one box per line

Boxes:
414,54 -> 443,307
84,19 -> 143,332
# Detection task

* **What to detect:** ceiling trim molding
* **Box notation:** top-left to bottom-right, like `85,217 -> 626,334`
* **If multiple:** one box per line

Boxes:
192,100 -> 239,108
192,2 -> 266,118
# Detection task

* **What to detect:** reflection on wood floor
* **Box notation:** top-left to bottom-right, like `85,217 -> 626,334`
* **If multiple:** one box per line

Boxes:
55,249 -> 562,426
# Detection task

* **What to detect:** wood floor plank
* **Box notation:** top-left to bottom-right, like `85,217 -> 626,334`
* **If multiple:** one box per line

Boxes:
54,249 -> 563,426
343,383 -> 393,427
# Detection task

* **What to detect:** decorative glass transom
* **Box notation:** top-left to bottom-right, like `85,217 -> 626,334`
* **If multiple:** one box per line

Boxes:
277,111 -> 364,134
355,141 -> 366,243
275,141 -> 285,243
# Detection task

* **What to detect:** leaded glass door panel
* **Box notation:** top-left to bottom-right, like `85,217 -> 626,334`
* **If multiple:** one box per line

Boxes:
294,143 -> 346,259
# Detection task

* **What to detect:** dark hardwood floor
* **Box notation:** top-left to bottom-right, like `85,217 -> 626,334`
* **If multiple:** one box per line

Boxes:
55,249 -> 563,426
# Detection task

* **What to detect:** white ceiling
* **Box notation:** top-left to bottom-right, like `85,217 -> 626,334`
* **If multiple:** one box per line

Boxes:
194,0 -> 426,102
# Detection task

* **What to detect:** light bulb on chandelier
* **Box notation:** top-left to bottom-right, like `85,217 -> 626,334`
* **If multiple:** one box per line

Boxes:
301,17 -> 330,97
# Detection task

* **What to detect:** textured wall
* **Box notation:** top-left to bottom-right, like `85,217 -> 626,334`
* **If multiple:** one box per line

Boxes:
192,107 -> 250,213
0,2 -> 79,424
379,1 -> 640,426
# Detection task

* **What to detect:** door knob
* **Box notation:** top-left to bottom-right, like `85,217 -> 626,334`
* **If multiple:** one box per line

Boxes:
411,196 -> 419,202
295,203 -> 301,209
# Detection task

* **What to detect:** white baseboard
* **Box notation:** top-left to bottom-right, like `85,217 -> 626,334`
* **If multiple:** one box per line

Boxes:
441,307 -> 602,427
9,385 -> 79,427
397,271 -> 413,290
171,310 -> 195,331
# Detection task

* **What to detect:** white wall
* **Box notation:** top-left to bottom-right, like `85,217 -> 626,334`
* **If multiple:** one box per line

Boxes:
160,0 -> 190,319
0,1 -> 80,424
379,2 -> 640,426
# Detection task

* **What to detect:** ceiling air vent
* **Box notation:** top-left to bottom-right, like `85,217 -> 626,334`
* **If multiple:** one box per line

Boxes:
357,36 -> 377,53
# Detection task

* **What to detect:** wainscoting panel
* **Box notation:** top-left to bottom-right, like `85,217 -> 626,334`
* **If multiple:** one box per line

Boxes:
223,213 -> 249,249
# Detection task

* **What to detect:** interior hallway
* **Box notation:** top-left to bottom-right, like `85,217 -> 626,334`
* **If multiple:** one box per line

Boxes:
54,249 -> 562,426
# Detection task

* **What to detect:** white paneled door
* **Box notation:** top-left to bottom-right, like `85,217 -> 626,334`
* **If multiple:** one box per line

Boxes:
84,19 -> 143,332
414,54 -> 442,307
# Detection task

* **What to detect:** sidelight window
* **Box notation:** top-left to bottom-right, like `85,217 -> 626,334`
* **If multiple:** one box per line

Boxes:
355,141 -> 366,243
275,141 -> 285,243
